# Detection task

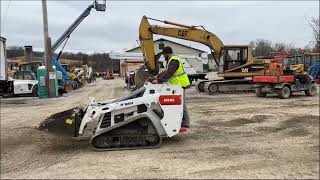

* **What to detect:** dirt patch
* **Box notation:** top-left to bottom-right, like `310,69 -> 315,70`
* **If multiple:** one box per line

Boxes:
199,115 -> 268,128
161,146 -> 258,161
221,115 -> 267,127
287,128 -> 311,137
256,126 -> 284,133
1,139 -> 89,175
282,115 -> 319,127
2,100 -> 27,104
1,125 -> 90,175
256,115 -> 319,135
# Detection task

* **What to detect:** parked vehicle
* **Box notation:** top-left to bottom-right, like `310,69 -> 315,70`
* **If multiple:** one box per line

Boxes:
253,62 -> 317,99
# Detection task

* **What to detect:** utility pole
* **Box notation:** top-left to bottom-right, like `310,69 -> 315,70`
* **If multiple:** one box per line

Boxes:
41,0 -> 54,98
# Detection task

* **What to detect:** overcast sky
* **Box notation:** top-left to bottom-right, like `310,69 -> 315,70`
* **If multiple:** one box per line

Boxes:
0,0 -> 318,54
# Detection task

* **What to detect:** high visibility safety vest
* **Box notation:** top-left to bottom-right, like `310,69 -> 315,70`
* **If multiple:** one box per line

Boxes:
166,55 -> 190,87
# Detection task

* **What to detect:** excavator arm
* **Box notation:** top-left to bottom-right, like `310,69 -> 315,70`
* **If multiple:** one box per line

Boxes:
139,15 -> 224,74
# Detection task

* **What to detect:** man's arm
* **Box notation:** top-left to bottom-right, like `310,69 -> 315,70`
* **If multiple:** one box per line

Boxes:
156,59 -> 179,83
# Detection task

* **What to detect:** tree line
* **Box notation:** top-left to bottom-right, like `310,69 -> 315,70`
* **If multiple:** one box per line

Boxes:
6,38 -> 317,62
249,39 -> 306,57
6,47 -> 118,73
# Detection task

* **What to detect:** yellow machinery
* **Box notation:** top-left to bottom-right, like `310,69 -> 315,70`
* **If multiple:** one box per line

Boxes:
289,52 -> 320,74
103,68 -> 114,80
289,64 -> 306,74
136,16 -> 268,93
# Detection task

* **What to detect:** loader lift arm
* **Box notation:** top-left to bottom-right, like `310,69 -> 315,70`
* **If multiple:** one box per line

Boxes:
139,15 -> 224,75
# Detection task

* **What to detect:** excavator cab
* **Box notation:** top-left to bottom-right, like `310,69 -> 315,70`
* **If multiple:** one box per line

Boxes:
223,46 -> 249,71
219,45 -> 266,79
94,0 -> 106,12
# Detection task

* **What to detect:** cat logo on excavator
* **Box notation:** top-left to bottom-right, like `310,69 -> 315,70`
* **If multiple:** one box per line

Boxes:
241,68 -> 249,73
178,30 -> 188,37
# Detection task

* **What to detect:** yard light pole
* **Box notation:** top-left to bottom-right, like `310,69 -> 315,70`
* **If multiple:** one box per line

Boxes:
41,0 -> 54,98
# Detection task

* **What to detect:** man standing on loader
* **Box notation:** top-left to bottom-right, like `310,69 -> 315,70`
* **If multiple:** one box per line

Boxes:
149,46 -> 191,131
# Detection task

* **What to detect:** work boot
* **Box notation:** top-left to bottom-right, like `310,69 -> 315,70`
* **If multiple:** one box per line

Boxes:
181,118 -> 190,128
179,127 -> 189,133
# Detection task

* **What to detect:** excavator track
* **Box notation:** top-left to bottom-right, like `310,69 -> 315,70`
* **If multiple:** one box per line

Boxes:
196,79 -> 254,94
195,80 -> 208,92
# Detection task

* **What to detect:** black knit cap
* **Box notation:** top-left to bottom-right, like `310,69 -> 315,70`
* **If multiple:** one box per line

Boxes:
162,46 -> 173,55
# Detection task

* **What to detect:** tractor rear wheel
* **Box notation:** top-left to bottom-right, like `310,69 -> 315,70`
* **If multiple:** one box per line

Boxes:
305,83 -> 317,96
278,86 -> 291,99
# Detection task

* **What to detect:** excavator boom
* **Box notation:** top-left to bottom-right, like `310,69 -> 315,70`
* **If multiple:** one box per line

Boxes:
137,15 -> 268,94
139,16 -> 224,73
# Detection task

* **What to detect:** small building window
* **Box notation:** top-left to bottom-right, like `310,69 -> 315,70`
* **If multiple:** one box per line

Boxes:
159,43 -> 164,50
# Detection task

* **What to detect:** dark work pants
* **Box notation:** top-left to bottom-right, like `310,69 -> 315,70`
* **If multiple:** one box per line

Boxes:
182,89 -> 190,128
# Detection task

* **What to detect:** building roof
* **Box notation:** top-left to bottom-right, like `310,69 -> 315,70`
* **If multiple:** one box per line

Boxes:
126,38 -> 206,53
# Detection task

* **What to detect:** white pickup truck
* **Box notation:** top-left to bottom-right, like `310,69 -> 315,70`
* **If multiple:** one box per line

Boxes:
1,36 -> 38,97
11,71 -> 38,97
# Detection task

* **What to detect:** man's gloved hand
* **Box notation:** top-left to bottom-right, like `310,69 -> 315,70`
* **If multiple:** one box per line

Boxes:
151,79 -> 159,84
148,76 -> 157,82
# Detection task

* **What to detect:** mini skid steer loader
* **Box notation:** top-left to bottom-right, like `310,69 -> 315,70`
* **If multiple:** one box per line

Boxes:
70,82 -> 184,151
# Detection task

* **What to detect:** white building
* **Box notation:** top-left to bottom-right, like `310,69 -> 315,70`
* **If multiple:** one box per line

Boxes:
125,38 -> 216,72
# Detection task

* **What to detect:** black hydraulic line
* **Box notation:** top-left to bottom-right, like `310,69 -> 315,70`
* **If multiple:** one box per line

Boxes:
147,17 -> 165,23
56,36 -> 70,61
148,17 -> 209,32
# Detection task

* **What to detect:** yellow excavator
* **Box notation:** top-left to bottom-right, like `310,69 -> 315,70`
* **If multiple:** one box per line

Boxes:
136,16 -> 269,93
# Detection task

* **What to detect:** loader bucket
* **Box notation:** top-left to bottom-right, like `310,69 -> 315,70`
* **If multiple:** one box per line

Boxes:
37,107 -> 79,136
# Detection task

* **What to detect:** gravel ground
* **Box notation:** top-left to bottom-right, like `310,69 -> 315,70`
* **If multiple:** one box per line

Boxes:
1,78 -> 319,179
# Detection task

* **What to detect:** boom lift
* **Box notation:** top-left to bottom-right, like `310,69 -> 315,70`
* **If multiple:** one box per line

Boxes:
46,0 -> 106,92
136,16 -> 269,93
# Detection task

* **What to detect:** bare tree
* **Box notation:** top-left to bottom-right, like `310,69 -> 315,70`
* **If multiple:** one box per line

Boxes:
307,17 -> 320,52
274,43 -> 286,52
6,46 -> 25,58
251,39 -> 273,57
250,39 -> 302,56
285,43 -> 300,55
